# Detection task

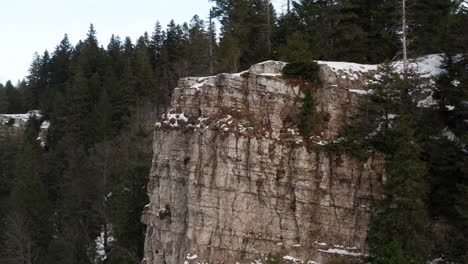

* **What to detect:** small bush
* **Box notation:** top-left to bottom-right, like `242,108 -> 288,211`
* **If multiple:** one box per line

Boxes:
282,61 -> 320,82
298,87 -> 319,137
7,118 -> 15,126
265,254 -> 285,264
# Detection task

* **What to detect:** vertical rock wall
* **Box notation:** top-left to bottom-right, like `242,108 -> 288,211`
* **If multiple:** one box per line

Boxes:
142,61 -> 385,264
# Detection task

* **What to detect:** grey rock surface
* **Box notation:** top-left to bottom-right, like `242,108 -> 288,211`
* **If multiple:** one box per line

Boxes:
142,61 -> 385,264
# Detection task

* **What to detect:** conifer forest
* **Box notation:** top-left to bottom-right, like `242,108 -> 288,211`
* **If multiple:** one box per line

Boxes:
0,0 -> 467,263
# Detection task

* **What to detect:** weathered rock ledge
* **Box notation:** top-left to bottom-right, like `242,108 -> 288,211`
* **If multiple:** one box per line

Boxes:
142,61 -> 386,264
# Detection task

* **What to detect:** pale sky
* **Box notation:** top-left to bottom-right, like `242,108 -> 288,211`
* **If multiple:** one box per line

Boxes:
0,0 -> 286,85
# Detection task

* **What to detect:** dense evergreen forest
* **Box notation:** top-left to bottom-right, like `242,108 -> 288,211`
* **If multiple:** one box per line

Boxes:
0,0 -> 467,263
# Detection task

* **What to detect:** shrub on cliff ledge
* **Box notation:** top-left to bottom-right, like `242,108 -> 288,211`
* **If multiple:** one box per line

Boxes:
7,118 -> 15,126
282,61 -> 320,83
298,86 -> 319,137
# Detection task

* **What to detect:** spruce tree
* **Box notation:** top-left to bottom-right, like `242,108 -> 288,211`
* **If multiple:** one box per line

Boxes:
212,0 -> 276,71
0,83 -> 9,113
149,21 -> 165,70
134,36 -> 157,98
65,68 -> 93,148
186,15 -> 211,76
109,128 -> 151,264
408,0 -> 463,55
4,118 -> 52,263
95,87 -> 112,140
368,121 -> 431,264
298,86 -> 319,137
277,31 -> 314,63
4,81 -> 23,113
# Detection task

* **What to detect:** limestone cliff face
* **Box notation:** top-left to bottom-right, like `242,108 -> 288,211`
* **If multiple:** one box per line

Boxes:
142,61 -> 386,264
0,111 -> 48,143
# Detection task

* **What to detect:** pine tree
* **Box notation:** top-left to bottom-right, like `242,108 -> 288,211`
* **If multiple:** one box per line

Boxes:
4,118 -> 52,263
149,21 -> 165,69
349,0 -> 400,63
158,20 -> 185,100
4,81 -> 23,113
57,143 -> 101,263
76,24 -> 105,78
368,121 -> 431,264
212,0 -> 276,71
277,31 -> 314,63
298,86 -> 319,137
134,36 -> 157,98
25,51 -> 51,110
65,68 -> 93,147
107,35 -> 124,77
422,43 -> 468,260
186,15 -> 211,76
289,0 -> 336,60
109,128 -> 151,264
95,87 -> 112,140
40,35 -> 73,118
278,0 -> 400,63
215,35 -> 242,73
0,83 -> 9,113
408,0 -> 463,55
0,133 -> 18,200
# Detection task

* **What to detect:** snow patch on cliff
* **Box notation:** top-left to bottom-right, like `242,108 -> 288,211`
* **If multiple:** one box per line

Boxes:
0,110 -> 42,126
317,61 -> 378,73
318,248 -> 367,257
392,54 -> 446,78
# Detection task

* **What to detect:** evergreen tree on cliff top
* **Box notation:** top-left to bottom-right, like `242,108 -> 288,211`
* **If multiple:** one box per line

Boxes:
211,0 -> 276,72
368,122 -> 431,263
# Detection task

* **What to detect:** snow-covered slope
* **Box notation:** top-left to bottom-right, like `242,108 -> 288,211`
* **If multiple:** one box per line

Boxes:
317,54 -> 446,79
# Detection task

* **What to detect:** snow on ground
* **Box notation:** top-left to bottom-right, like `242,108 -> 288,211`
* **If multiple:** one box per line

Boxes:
321,55 -> 450,110
317,55 -> 447,100
259,72 -> 283,77
156,112 -> 189,128
451,80 -> 460,87
392,54 -> 446,78
0,110 -> 43,126
316,60 -> 378,74
36,120 -> 51,147
190,77 -> 216,90
283,256 -> 302,262
319,54 -> 445,79
317,248 -> 366,257
445,105 -> 455,111
95,227 -> 114,261
40,120 -> 50,129
418,93 -> 439,107
349,89 -> 371,95
316,60 -> 377,81
232,70 -> 249,77
441,127 -> 467,153
313,241 -> 328,246
318,54 -> 446,80
427,256 -> 456,264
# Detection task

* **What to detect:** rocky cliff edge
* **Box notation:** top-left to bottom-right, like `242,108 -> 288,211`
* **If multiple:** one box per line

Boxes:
142,56 -> 444,264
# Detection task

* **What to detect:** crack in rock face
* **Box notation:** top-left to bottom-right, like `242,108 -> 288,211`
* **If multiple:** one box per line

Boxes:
142,60 -> 386,264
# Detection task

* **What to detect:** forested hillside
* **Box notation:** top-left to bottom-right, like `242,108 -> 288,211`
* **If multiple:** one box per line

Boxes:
0,0 -> 467,263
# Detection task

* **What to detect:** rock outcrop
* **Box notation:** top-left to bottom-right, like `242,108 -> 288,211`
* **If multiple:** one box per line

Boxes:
0,110 -> 40,136
142,60 -> 388,264
0,111 -> 49,146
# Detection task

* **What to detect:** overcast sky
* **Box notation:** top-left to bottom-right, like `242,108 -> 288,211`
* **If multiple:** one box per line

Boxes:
0,0 -> 286,85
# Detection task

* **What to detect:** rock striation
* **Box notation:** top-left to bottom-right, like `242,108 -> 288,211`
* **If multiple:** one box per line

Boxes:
142,60 -> 388,264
